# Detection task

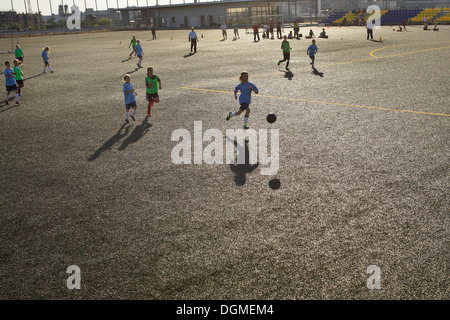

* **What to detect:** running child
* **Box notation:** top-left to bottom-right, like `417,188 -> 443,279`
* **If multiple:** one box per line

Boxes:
145,67 -> 161,117
277,35 -> 292,70
15,44 -> 24,64
307,39 -> 318,68
4,61 -> 20,105
123,74 -> 137,124
129,36 -> 137,57
12,59 -> 24,96
134,40 -> 143,68
41,47 -> 53,73
226,71 -> 259,129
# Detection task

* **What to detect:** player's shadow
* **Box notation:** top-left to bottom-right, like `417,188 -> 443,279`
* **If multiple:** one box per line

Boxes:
121,68 -> 139,77
23,73 -> 43,81
312,67 -> 324,77
183,52 -> 195,58
281,69 -> 294,80
118,116 -> 152,151
0,98 -> 19,113
370,39 -> 383,42
88,123 -> 130,161
121,57 -> 132,62
228,138 -> 259,186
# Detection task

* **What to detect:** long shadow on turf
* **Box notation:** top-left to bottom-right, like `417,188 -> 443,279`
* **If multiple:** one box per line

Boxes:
280,69 -> 294,80
118,116 -> 152,151
87,123 -> 131,161
312,67 -> 324,77
228,137 -> 259,186
0,100 -> 19,113
23,73 -> 44,81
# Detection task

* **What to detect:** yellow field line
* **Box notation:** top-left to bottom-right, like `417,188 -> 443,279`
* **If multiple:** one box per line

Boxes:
182,87 -> 450,117
183,41 -> 450,117
370,45 -> 450,58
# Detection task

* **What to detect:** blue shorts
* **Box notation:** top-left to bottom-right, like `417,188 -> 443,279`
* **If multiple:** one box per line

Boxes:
239,103 -> 250,111
125,101 -> 137,110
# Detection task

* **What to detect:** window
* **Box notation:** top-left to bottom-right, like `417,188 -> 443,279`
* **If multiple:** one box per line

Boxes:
171,17 -> 176,24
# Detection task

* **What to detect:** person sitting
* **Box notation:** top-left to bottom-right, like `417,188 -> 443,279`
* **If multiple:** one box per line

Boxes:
287,31 -> 293,39
423,22 -> 428,30
433,22 -> 439,31
319,28 -> 328,38
397,24 -> 403,31
306,29 -> 315,39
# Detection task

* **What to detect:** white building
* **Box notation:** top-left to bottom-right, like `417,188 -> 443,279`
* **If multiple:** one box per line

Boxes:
119,0 -> 323,28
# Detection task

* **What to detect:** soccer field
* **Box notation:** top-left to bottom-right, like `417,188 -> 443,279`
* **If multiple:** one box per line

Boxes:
0,25 -> 449,300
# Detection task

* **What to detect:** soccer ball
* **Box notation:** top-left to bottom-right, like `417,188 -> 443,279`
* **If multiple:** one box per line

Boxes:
266,113 -> 277,123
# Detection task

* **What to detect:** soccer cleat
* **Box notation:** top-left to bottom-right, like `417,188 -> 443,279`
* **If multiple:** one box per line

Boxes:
285,67 -> 289,70
226,112 -> 232,121
130,115 -> 135,121
277,61 -> 281,66
243,124 -> 249,129
15,101 -> 20,105
50,71 -> 54,73
4,99 -> 9,105
125,119 -> 129,124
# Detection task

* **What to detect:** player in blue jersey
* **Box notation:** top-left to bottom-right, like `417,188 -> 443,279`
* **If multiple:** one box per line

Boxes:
307,39 -> 318,68
134,40 -> 144,68
4,61 -> 20,105
123,74 -> 137,124
42,47 -> 53,73
226,71 -> 259,129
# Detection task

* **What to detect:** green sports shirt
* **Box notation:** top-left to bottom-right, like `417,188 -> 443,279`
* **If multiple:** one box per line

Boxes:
282,41 -> 290,53
15,48 -> 23,58
13,66 -> 23,80
146,75 -> 159,94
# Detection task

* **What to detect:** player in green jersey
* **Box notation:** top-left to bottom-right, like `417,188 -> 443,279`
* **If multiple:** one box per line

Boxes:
145,67 -> 162,117
12,59 -> 24,96
277,35 -> 292,70
129,36 -> 137,58
15,44 -> 24,63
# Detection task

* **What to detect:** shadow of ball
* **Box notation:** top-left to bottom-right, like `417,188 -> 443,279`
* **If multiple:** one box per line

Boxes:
269,179 -> 281,190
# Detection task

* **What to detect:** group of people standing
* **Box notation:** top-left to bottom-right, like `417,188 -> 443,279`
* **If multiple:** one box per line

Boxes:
3,44 -> 54,106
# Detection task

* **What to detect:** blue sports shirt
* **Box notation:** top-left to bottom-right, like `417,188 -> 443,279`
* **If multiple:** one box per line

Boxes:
307,44 -> 318,57
235,82 -> 258,105
123,82 -> 136,104
42,50 -> 49,61
4,68 -> 16,86
135,44 -> 143,56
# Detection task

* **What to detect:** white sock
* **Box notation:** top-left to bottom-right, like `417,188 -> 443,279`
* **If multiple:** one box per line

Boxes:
244,116 -> 248,125
15,93 -> 19,101
43,67 -> 46,72
231,112 -> 237,117
130,109 -> 135,116
48,66 -> 53,72
5,94 -> 8,100
125,111 -> 129,120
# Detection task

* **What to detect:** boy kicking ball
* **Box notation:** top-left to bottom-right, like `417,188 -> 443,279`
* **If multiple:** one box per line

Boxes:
307,39 -> 318,69
226,71 -> 259,129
